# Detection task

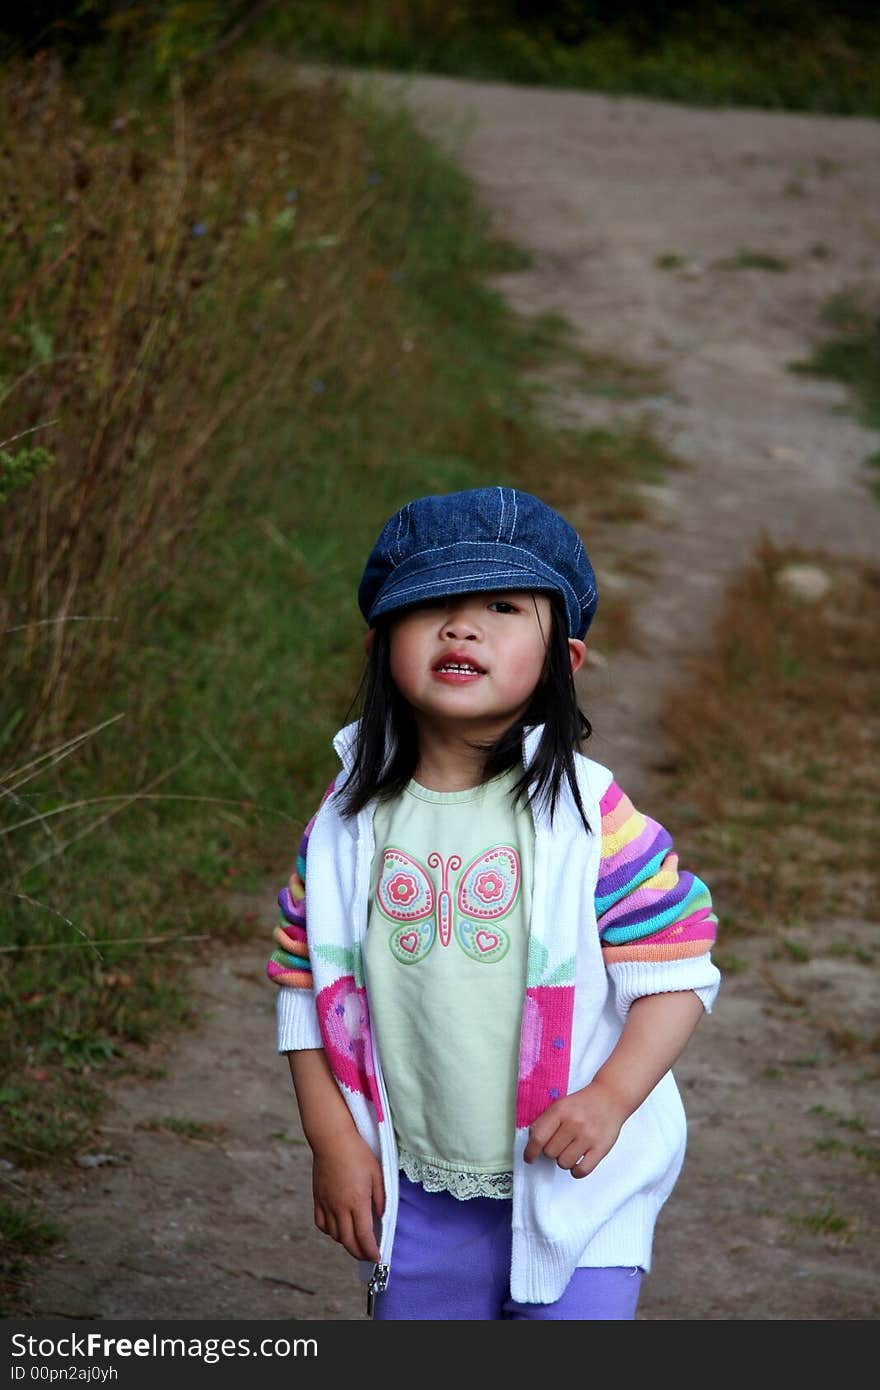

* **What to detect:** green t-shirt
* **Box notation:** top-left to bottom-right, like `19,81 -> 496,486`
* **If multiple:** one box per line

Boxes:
364,769 -> 534,1199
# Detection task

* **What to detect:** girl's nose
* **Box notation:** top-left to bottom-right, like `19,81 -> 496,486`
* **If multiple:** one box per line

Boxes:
440,601 -> 481,640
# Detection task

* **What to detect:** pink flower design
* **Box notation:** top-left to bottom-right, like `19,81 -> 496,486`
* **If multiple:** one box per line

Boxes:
387,872 -> 418,906
516,986 -> 573,1130
317,975 -> 383,1120
473,869 -> 505,903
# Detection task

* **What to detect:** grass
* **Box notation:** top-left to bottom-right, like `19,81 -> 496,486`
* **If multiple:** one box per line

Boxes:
655,538 -> 880,1088
850,1143 -> 880,1172
0,50 -> 668,1221
138,1116 -> 226,1142
790,1205 -> 851,1238
654,536 -> 880,1066
254,4 -> 880,117
535,347 -> 663,402
790,292 -> 880,488
713,952 -> 748,975
656,540 -> 880,945
837,1115 -> 866,1133
829,940 -> 874,965
0,1197 -> 62,1318
778,939 -> 811,964
268,1131 -> 307,1146
715,248 -> 790,272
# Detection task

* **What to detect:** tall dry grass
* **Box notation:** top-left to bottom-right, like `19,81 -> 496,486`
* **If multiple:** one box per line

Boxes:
1,56 -> 379,753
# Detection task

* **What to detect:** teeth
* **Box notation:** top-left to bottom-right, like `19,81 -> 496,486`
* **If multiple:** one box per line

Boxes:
439,663 -> 480,673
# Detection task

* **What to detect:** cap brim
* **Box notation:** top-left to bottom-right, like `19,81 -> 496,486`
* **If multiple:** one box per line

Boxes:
363,540 -> 595,638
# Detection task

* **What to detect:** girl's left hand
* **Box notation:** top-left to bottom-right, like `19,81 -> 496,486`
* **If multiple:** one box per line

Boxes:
523,1079 -> 627,1178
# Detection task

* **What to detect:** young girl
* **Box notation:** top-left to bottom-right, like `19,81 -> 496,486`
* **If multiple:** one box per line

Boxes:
267,486 -> 720,1321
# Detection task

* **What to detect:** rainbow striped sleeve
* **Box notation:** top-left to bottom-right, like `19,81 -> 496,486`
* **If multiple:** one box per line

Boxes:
266,780 -> 336,989
596,781 -> 717,964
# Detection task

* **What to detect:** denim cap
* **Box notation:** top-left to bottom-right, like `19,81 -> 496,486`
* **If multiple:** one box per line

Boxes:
358,487 -> 598,639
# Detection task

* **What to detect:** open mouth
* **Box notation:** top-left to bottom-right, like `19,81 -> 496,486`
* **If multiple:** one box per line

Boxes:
433,654 -> 486,677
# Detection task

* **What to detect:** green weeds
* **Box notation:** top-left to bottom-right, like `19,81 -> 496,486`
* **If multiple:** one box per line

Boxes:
0,445 -> 55,504
0,1198 -> 62,1317
850,1144 -> 880,1172
138,1116 -> 226,1142
790,1206 -> 851,1237
779,939 -> 811,964
790,292 -> 880,483
255,3 -> 880,117
808,1109 -> 878,1171
712,953 -> 748,975
715,248 -> 789,272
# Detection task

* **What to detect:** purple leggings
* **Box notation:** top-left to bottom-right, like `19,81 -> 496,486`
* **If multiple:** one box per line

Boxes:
373,1174 -> 643,1321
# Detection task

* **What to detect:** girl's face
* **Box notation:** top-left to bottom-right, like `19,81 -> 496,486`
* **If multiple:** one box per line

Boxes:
386,590 -> 585,743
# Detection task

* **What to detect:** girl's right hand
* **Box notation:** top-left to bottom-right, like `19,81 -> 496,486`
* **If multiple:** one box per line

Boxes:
312,1132 -> 385,1262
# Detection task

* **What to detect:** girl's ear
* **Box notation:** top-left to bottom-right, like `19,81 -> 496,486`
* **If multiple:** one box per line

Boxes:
364,628 -> 376,656
568,638 -> 586,674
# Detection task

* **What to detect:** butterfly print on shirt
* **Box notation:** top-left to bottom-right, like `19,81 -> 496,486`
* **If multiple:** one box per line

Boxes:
376,845 -> 520,964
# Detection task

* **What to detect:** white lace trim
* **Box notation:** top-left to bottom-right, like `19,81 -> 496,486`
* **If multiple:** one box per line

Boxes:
399,1148 -> 513,1200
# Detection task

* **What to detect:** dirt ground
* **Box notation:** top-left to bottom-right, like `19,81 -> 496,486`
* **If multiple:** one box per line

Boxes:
11,68 -> 880,1322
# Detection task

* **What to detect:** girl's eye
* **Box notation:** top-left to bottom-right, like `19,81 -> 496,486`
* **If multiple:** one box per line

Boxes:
488,600 -> 518,614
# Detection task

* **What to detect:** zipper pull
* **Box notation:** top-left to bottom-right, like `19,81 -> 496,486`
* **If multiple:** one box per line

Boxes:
366,1263 -> 389,1317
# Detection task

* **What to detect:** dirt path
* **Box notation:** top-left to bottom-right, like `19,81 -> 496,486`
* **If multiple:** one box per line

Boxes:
16,70 -> 880,1322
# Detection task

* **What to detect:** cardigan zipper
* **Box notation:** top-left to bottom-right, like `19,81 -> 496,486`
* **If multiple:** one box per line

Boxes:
366,1264 -> 389,1316
354,803 -> 399,1316
362,1018 -> 397,1316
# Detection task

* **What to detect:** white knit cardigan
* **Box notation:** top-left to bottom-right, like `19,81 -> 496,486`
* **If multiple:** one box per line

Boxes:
277,722 -> 720,1304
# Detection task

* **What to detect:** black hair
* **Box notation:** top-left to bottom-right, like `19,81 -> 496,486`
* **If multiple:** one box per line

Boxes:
337,592 -> 592,833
